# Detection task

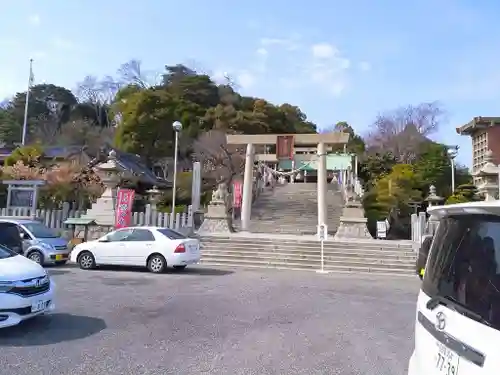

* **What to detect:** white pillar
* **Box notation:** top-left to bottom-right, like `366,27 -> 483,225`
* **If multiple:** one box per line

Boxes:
317,142 -> 327,226
241,143 -> 254,231
291,160 -> 295,183
354,154 -> 358,175
451,158 -> 456,193
191,161 -> 201,212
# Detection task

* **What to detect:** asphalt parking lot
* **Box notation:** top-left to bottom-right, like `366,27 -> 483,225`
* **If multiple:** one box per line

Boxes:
0,266 -> 419,375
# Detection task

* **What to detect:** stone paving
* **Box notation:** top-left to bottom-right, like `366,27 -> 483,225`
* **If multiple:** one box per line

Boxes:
0,266 -> 419,375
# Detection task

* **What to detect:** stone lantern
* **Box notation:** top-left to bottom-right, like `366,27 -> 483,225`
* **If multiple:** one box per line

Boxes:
146,186 -> 162,208
425,185 -> 444,207
81,150 -> 125,226
95,150 -> 121,194
473,150 -> 499,201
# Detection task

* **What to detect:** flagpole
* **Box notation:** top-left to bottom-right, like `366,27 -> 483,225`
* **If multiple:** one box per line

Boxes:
21,58 -> 33,146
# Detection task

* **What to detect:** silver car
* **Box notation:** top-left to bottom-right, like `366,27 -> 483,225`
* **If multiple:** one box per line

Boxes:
0,219 -> 70,265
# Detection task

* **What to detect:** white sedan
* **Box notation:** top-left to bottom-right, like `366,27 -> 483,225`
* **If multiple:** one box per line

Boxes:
70,227 -> 200,273
0,245 -> 55,328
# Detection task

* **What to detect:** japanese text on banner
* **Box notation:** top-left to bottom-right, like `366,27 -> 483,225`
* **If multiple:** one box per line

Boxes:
115,189 -> 135,229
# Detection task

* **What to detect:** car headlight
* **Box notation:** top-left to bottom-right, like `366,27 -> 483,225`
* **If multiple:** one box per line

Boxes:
39,242 -> 54,250
0,281 -> 13,293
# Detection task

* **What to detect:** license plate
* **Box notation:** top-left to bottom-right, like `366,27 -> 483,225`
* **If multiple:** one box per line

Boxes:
55,254 -> 66,260
435,341 -> 459,374
31,300 -> 47,313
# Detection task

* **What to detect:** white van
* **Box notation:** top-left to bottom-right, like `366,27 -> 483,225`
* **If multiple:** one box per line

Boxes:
0,244 -> 55,328
408,200 -> 500,374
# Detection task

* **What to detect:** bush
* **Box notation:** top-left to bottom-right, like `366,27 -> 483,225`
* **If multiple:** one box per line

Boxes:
4,145 -> 44,167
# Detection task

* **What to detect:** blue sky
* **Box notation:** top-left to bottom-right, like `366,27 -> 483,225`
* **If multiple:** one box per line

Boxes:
1,0 -> 499,167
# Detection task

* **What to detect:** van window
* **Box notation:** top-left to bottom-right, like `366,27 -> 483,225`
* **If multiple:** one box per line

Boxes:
0,222 -> 22,252
422,214 -> 500,331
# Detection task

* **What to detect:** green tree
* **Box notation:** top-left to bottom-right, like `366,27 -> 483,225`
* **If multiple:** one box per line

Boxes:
113,88 -> 179,164
413,143 -> 451,194
327,121 -> 365,155
358,152 -> 397,189
277,103 -> 316,134
0,109 -> 21,145
365,164 -> 422,238
203,104 -> 269,134
8,84 -> 78,142
445,184 -> 479,204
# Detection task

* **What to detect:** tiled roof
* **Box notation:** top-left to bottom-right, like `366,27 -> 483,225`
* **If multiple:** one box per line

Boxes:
114,148 -> 170,187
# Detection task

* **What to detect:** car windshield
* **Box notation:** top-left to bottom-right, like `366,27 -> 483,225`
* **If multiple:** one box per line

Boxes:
23,222 -> 58,238
0,244 -> 15,259
156,228 -> 187,240
422,214 -> 500,331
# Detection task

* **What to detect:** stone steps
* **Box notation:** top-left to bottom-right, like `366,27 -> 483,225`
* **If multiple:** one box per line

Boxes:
200,259 -> 414,276
201,251 -> 416,266
200,235 -> 417,275
201,236 -> 414,250
243,182 -> 344,235
201,246 -> 416,259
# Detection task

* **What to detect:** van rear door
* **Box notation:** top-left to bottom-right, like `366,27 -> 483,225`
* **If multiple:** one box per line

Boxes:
413,214 -> 500,374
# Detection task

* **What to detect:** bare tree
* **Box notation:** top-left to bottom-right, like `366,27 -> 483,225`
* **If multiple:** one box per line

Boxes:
56,119 -> 115,155
192,130 -> 244,190
31,113 -> 58,143
116,59 -> 161,89
75,75 -> 119,127
366,101 -> 446,163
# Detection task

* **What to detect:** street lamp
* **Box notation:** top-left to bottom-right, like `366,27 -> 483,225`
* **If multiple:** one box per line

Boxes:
171,121 -> 182,214
447,145 -> 459,193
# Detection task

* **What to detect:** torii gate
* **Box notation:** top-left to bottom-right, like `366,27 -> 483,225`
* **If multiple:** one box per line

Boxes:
226,132 -> 350,232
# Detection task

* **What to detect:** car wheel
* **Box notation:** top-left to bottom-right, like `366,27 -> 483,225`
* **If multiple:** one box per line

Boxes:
173,265 -> 187,271
147,254 -> 166,273
28,250 -> 44,265
77,251 -> 96,270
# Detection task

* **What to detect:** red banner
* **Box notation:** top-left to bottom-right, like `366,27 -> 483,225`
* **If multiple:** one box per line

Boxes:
233,181 -> 243,208
276,135 -> 294,160
115,188 -> 135,229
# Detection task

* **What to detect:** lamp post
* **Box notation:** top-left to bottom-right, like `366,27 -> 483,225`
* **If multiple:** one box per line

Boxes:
447,145 -> 459,193
171,121 -> 182,214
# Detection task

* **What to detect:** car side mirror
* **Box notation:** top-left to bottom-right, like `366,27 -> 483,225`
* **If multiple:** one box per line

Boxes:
19,233 -> 25,239
99,237 -> 110,243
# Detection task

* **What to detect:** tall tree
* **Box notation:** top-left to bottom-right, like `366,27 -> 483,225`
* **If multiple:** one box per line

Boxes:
7,84 -> 78,143
113,88 -> 179,164
75,75 -> 117,127
321,121 -> 365,154
0,109 -> 21,145
366,102 -> 445,163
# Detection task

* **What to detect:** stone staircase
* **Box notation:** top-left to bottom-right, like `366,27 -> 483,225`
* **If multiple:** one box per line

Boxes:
236,182 -> 344,235
200,234 -> 417,276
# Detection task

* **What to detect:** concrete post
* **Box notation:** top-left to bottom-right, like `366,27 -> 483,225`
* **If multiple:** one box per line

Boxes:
354,154 -> 358,180
241,143 -> 254,231
317,142 -> 327,226
191,161 -> 202,212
